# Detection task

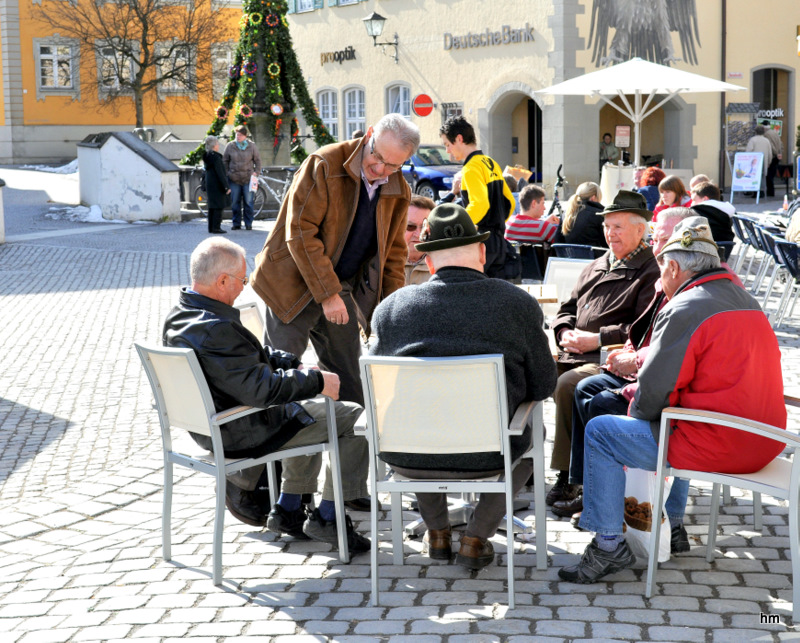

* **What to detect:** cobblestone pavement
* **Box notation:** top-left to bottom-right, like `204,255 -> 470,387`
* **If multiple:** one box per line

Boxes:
1,171 -> 800,641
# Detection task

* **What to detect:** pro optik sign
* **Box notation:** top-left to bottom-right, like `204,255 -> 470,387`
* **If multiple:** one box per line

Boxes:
321,46 -> 356,66
443,24 -> 535,50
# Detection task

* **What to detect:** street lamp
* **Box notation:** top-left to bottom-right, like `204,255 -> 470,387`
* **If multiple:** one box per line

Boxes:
362,12 -> 398,64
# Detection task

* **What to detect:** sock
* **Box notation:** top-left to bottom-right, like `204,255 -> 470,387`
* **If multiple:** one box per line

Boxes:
277,493 -> 301,512
318,499 -> 336,522
595,534 -> 623,552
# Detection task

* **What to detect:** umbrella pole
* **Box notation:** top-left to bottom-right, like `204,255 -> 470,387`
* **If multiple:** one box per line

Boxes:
634,91 -> 642,168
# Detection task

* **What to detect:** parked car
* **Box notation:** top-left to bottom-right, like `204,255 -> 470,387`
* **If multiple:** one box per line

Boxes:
402,144 -> 461,200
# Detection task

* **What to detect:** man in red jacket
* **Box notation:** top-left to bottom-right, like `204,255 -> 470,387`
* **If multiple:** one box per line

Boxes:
559,216 -> 786,583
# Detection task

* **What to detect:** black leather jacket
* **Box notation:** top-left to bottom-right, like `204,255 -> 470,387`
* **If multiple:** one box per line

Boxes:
162,289 -> 323,457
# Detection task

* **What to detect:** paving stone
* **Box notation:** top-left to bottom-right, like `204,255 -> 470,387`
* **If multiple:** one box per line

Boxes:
535,620 -> 587,638
646,625 -> 707,641
590,622 -> 644,640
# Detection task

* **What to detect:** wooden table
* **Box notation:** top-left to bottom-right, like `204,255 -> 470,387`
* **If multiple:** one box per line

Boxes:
518,283 -> 559,303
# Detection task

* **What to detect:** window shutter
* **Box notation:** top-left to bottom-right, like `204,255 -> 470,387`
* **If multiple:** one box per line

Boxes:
287,0 -> 296,13
314,0 -> 324,9
328,0 -> 338,5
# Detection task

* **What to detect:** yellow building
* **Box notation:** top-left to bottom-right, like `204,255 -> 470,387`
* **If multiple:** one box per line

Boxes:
2,0 -> 799,191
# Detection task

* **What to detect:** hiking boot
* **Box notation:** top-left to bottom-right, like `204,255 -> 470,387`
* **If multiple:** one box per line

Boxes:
558,539 -> 636,583
423,526 -> 452,560
266,503 -> 310,539
302,508 -> 371,555
671,524 -> 690,554
455,535 -> 495,570
546,471 -> 580,506
225,483 -> 267,527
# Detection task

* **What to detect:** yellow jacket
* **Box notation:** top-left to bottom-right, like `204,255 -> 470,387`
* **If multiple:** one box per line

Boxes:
460,150 -> 515,231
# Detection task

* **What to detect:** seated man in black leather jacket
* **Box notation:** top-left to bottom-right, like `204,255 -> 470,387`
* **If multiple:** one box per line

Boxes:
162,237 -> 369,554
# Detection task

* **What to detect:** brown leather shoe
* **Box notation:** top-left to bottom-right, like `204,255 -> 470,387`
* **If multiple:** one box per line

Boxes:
552,492 -> 583,518
423,526 -> 452,560
456,535 -> 495,570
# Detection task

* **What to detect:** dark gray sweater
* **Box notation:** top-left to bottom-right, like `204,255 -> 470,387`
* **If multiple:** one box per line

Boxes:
370,266 -> 557,470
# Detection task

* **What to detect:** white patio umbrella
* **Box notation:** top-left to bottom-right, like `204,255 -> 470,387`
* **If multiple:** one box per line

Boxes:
536,57 -> 744,167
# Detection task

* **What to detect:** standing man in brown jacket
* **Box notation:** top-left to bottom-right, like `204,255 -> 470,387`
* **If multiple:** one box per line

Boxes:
223,125 -> 262,230
250,114 -> 419,409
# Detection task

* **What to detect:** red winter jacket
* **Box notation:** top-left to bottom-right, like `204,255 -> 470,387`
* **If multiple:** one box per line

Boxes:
631,270 -> 786,473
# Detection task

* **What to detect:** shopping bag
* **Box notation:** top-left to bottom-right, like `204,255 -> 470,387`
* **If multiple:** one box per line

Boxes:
623,467 -> 672,563
249,174 -> 259,193
503,164 -> 532,182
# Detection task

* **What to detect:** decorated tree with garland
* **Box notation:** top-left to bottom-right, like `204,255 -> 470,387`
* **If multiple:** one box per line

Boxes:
182,0 -> 335,166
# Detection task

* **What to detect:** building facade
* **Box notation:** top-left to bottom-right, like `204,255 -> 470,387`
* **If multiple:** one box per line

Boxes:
2,0 -> 799,191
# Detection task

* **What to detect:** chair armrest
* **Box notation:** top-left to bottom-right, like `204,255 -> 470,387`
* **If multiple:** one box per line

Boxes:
212,405 -> 263,425
353,410 -> 368,436
661,407 -> 800,448
785,394 -> 800,409
509,399 -> 538,435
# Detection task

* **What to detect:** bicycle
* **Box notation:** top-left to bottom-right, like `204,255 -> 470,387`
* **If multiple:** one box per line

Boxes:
194,166 -> 296,220
546,164 -> 568,218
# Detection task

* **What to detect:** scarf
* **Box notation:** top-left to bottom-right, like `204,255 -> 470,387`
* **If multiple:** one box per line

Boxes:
236,140 -> 248,151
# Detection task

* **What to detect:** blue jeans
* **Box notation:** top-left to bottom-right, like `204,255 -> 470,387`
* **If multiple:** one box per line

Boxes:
579,414 -> 690,536
229,181 -> 254,227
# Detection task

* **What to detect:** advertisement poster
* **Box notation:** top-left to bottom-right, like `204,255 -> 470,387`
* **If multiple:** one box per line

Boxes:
731,152 -> 764,194
615,125 -> 631,149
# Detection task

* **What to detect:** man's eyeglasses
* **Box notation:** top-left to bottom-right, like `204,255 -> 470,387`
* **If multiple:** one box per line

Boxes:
369,137 -> 404,171
226,273 -> 249,286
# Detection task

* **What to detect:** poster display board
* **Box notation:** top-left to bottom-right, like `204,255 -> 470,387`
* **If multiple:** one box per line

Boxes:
615,125 -> 631,149
730,152 -> 764,204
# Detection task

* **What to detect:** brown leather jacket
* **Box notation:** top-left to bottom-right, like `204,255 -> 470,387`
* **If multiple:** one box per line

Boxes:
250,138 -> 410,323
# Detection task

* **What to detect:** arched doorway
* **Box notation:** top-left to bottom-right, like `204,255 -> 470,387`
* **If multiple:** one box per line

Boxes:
480,83 -> 542,181
752,66 -> 794,164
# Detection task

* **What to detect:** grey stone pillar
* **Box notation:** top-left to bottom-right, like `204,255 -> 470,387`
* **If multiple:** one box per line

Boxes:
250,109 -> 293,166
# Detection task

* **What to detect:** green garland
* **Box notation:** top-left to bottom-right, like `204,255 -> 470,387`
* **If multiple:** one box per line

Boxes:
183,0 -> 336,166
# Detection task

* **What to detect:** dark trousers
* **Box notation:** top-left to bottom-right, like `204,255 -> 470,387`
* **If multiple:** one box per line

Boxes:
207,208 -> 223,232
484,230 -> 507,279
265,287 -> 365,406
569,371 -> 630,484
766,157 -> 779,197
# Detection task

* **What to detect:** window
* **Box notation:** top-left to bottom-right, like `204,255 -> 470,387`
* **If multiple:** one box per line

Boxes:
317,89 -> 338,139
97,44 -> 135,94
33,38 -> 81,101
156,42 -> 195,98
330,0 -> 362,5
386,84 -> 410,117
344,87 -> 365,139
441,102 -> 463,124
294,0 -> 316,12
211,42 -> 236,101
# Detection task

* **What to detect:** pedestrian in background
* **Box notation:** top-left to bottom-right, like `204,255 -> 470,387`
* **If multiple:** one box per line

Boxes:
202,136 -> 231,235
224,125 -> 262,230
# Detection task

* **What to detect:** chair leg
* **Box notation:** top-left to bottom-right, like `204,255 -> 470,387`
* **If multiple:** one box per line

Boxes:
722,484 -> 731,506
753,492 -> 762,531
532,406 -> 548,571
790,483 -> 800,623
162,461 -> 173,563
213,474 -> 226,586
370,458 -> 380,607
707,483 -> 722,563
761,267 -> 780,309
505,476 -> 515,610
391,492 -> 404,566
267,462 -> 279,509
324,397 -> 350,564
645,473 -> 667,599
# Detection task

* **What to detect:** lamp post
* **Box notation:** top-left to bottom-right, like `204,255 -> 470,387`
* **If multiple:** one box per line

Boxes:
362,12 -> 399,64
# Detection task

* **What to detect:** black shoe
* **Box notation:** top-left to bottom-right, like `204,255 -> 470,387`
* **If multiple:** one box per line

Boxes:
210,229 -> 227,234
344,497 -> 371,512
558,539 -> 636,584
245,225 -> 252,230
546,471 -> 580,506
225,484 -> 267,527
670,524 -> 690,553
266,503 -> 310,539
303,508 -> 370,554
552,492 -> 583,518
231,225 -> 242,230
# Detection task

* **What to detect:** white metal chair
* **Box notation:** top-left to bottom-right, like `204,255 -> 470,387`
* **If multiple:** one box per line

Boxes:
358,354 -> 547,609
134,342 -> 350,586
541,257 -> 593,320
646,396 -> 800,621
235,301 -> 265,341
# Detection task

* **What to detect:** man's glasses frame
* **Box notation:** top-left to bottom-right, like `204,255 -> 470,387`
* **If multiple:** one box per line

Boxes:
226,273 -> 249,286
369,137 -> 404,171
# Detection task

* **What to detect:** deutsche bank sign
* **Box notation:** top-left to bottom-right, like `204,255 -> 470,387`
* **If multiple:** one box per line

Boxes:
443,24 -> 535,50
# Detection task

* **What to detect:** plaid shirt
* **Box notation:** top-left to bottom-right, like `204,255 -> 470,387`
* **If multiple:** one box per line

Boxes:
608,240 -> 650,272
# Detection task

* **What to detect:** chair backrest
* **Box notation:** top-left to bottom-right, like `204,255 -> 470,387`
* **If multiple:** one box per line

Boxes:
755,226 -> 780,262
775,241 -> 800,281
730,215 -> 749,246
740,217 -> 764,251
543,257 -> 593,310
235,301 -> 265,342
135,343 -> 217,438
360,355 -> 509,455
551,243 -> 596,259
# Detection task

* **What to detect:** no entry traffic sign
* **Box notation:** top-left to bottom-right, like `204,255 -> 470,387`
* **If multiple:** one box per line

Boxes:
412,94 -> 434,117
